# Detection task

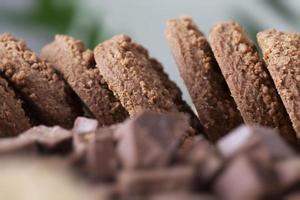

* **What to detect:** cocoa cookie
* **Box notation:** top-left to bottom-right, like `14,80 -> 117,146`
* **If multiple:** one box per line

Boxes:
94,35 -> 203,133
209,21 -> 297,144
257,29 -> 300,141
0,76 -> 31,136
94,35 -> 180,115
165,17 -> 243,142
41,35 -> 128,126
0,33 -> 80,128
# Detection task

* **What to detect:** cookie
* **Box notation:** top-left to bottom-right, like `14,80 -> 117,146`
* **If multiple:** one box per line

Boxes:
94,35 -> 203,134
41,35 -> 129,126
209,21 -> 297,144
0,33 -> 80,128
257,29 -> 300,140
0,76 -> 31,136
165,17 -> 243,141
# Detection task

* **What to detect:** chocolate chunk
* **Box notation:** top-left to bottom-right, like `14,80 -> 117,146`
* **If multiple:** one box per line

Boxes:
0,125 -> 72,155
275,158 -> 300,191
165,17 -> 242,141
150,193 -> 217,200
72,117 -> 99,134
116,111 -> 189,169
214,155 -> 278,200
117,166 -> 195,196
0,33 -> 80,128
84,134 -> 117,181
41,35 -> 128,126
0,136 -> 36,155
21,125 -> 72,154
209,21 -> 297,144
217,125 -> 295,160
186,138 -> 223,186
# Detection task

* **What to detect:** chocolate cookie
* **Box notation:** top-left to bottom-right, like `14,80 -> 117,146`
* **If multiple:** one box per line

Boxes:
257,29 -> 300,141
0,33 -> 80,128
209,21 -> 297,144
41,35 -> 128,126
165,17 -> 243,141
0,76 -> 31,136
94,35 -> 201,132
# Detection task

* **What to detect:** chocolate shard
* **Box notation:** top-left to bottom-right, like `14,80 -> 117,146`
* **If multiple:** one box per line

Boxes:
217,125 -> 295,160
84,133 -> 117,181
185,137 -> 223,186
150,193 -> 217,200
72,124 -> 116,164
275,158 -> 300,192
214,155 -> 278,200
72,117 -> 99,134
0,125 -> 72,155
116,111 -> 189,169
0,136 -> 36,155
21,125 -> 72,154
117,166 -> 195,196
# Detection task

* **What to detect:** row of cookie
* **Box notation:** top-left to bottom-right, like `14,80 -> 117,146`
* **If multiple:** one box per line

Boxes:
1,18 -> 299,145
0,33 -> 202,137
165,17 -> 299,145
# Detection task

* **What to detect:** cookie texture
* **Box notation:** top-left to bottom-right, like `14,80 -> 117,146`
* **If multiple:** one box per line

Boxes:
165,17 -> 243,141
41,35 -> 128,126
0,33 -> 80,128
94,35 -> 203,134
94,35 -> 179,115
257,29 -> 300,140
0,76 -> 31,137
209,21 -> 297,143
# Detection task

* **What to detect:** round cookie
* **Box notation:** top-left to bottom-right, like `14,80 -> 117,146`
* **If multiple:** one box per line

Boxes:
0,33 -> 80,128
41,35 -> 129,126
209,21 -> 297,144
94,35 -> 179,115
165,17 -> 243,142
0,76 -> 31,136
257,29 -> 300,141
94,35 -> 203,133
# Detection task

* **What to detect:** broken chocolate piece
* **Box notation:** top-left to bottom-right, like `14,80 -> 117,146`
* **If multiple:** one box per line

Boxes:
117,166 -> 195,196
116,111 -> 189,169
214,155 -> 278,200
217,125 -> 295,160
0,136 -> 36,155
186,137 -> 223,186
72,117 -> 99,134
275,158 -> 300,192
21,125 -> 72,154
84,134 -> 117,181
